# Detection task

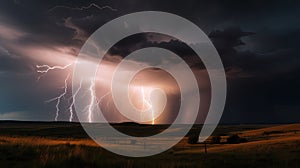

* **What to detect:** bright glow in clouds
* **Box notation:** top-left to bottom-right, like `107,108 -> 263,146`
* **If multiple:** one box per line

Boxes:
129,84 -> 157,125
33,52 -> 211,124
35,55 -> 178,123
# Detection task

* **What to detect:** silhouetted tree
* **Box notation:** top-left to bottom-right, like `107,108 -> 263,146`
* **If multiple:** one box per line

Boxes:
226,134 -> 247,144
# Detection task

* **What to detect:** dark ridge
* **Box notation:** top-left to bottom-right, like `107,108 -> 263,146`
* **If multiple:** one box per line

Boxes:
110,122 -> 143,126
1,120 -> 296,125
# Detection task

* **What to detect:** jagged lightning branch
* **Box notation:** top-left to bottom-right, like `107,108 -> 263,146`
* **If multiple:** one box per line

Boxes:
36,63 -> 73,81
48,3 -> 117,13
45,73 -> 70,121
88,79 -> 96,122
68,79 -> 83,122
36,63 -> 73,73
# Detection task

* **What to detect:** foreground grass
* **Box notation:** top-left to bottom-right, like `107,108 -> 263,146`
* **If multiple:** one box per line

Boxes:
1,141 -> 300,168
1,122 -> 300,167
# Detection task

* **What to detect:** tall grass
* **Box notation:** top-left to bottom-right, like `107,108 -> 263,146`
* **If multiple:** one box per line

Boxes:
1,139 -> 300,168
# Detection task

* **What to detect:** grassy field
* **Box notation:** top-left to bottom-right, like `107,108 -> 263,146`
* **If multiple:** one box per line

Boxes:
0,121 -> 300,167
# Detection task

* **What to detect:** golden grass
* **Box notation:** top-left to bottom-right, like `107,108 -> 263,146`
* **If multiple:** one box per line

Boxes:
1,123 -> 300,167
0,136 -> 97,146
176,123 -> 300,154
239,123 -> 300,137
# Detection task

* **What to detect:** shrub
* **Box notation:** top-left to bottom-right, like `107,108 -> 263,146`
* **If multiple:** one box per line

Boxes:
226,134 -> 247,144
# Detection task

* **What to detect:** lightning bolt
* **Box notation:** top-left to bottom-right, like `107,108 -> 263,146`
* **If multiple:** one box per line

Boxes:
68,79 -> 83,122
141,87 -> 155,125
88,79 -> 96,122
45,74 -> 70,121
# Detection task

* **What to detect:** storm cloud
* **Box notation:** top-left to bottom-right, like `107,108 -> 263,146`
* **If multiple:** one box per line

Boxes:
0,0 -> 299,123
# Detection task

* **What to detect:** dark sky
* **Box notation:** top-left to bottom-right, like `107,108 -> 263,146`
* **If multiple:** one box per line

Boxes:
0,0 -> 299,123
